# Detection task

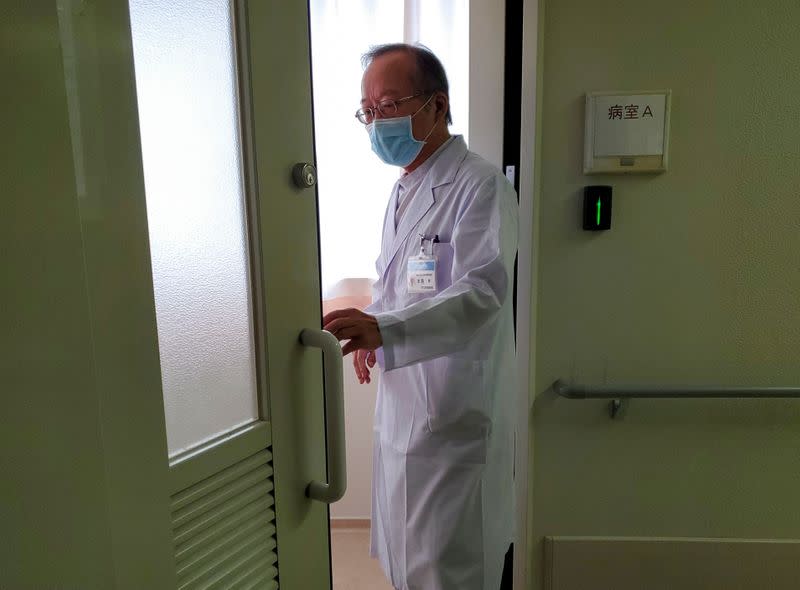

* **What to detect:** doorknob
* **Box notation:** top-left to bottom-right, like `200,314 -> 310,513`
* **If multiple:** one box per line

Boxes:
300,329 -> 347,503
292,163 -> 317,188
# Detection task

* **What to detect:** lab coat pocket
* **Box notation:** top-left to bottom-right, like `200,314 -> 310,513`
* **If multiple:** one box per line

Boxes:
434,242 -> 454,291
425,357 -> 490,439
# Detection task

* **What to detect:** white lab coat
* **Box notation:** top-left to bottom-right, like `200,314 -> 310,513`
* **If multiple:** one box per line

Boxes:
367,136 -> 518,590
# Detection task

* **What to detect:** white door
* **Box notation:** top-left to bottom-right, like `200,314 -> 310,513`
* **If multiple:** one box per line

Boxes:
2,1 -> 337,588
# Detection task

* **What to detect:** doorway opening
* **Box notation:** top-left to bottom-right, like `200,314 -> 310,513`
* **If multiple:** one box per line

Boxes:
308,1 -> 525,588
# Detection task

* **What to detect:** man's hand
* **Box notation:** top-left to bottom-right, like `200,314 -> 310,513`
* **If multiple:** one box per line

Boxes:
354,349 -> 377,384
322,308 -> 383,357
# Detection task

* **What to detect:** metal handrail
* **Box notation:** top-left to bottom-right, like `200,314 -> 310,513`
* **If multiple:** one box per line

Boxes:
553,379 -> 800,399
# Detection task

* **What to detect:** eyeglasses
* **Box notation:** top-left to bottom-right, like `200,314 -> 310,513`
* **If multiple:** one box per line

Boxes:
355,93 -> 428,125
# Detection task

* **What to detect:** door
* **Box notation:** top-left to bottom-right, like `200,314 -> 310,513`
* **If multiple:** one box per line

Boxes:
2,1 -> 336,588
126,0 -> 337,587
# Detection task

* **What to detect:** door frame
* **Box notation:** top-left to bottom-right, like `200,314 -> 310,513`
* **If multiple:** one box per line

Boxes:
468,1 -> 541,587
514,0 -> 543,588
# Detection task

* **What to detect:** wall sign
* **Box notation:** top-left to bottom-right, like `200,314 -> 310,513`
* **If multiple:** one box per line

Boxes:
584,90 -> 671,174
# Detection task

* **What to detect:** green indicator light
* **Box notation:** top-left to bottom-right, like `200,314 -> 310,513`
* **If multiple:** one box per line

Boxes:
596,197 -> 601,226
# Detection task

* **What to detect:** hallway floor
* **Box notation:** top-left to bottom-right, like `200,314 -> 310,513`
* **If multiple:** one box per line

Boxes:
331,527 -> 393,590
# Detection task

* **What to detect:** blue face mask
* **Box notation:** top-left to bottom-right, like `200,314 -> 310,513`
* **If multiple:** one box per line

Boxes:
367,95 -> 437,167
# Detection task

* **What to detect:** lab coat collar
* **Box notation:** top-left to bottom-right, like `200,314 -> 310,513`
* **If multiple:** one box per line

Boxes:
424,134 -> 467,189
382,135 -> 468,275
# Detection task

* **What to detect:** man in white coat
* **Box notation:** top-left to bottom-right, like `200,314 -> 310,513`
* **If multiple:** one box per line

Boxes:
323,43 -> 518,590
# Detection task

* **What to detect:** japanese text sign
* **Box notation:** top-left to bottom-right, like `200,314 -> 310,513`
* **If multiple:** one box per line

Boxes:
592,93 -> 667,157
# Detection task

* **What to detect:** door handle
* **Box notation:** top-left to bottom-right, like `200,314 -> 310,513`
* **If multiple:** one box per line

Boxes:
300,329 -> 347,503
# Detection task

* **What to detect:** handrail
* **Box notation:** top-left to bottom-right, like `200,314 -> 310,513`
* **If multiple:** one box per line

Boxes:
553,379 -> 800,399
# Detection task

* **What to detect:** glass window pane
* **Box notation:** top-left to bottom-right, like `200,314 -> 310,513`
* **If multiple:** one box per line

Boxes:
129,0 -> 258,456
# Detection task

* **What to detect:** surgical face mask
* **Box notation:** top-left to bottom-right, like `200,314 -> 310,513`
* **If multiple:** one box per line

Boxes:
366,95 -> 438,167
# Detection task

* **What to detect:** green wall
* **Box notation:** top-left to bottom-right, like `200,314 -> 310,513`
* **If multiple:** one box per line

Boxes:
1,3 -> 175,587
530,0 -> 800,585
1,4 -> 116,585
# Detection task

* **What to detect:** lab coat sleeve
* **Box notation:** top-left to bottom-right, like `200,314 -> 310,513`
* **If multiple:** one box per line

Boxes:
364,273 -> 383,314
374,174 -> 518,370
364,299 -> 386,368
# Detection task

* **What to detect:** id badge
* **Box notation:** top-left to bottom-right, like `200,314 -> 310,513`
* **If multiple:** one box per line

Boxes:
407,255 -> 437,293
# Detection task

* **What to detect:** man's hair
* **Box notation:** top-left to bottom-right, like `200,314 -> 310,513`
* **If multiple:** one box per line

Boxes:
362,43 -> 453,126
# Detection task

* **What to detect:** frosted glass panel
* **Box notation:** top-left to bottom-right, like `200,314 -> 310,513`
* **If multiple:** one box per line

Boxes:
129,0 -> 258,456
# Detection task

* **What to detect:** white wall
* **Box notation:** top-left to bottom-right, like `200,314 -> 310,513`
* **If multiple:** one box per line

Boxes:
323,284 -> 377,520
468,0 -> 506,168
330,366 -> 380,519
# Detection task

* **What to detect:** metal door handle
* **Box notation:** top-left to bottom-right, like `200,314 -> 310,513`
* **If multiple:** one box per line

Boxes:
300,329 -> 347,503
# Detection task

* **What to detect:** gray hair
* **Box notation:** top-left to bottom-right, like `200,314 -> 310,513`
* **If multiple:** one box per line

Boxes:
362,43 -> 453,125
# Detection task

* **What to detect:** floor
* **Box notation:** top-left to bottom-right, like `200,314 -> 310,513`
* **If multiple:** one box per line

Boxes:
331,527 -> 394,590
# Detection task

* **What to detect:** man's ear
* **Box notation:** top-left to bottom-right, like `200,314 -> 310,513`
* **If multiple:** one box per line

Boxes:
434,92 -> 449,119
